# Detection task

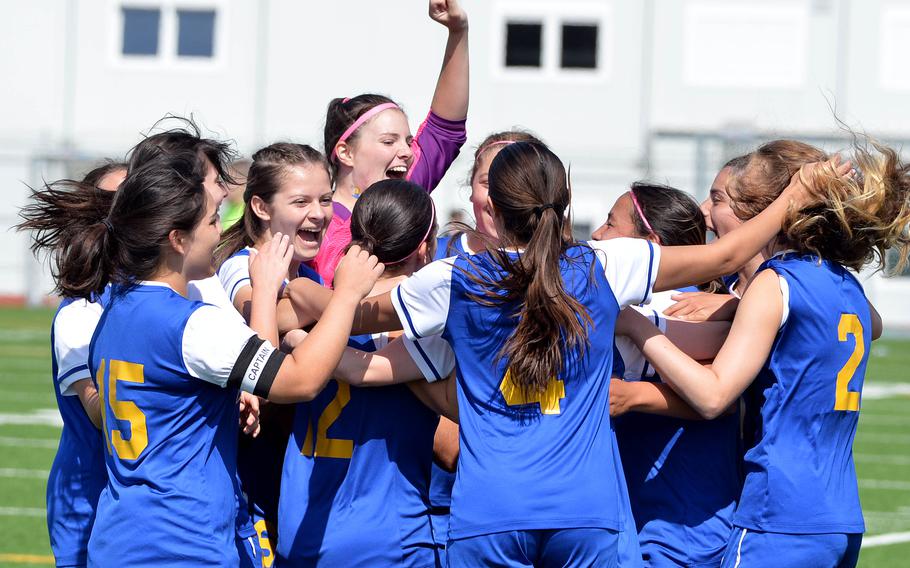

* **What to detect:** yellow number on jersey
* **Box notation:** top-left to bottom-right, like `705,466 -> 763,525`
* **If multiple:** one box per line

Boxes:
499,369 -> 566,415
835,314 -> 863,412
96,358 -> 149,460
301,381 -> 354,459
254,519 -> 276,568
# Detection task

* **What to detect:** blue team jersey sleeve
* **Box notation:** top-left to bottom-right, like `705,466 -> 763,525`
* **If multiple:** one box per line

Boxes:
588,238 -> 661,307
391,258 -> 455,340
53,299 -> 104,395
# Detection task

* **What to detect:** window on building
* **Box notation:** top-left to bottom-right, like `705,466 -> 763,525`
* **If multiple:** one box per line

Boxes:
177,9 -> 216,57
505,22 -> 543,67
561,24 -> 598,69
122,7 -> 161,56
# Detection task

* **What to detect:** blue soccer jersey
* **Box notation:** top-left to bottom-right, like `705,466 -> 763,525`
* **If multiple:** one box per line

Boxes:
614,292 -> 740,566
734,254 -> 869,535
87,282 -> 284,567
391,238 -> 661,540
47,294 -> 109,567
276,332 -> 440,567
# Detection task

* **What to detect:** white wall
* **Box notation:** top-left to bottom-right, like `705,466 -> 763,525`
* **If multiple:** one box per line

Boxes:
2,0 -> 909,325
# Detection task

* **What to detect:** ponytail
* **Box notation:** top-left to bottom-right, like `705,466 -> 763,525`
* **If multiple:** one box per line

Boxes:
468,142 -> 591,395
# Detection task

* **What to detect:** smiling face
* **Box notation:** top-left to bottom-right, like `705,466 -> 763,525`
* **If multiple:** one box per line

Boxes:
592,193 -> 642,240
344,109 -> 413,191
470,148 -> 501,239
254,164 -> 333,262
704,166 -> 742,238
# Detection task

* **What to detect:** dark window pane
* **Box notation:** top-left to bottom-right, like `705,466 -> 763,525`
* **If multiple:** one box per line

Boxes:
561,24 -> 598,69
177,9 -> 216,57
122,7 -> 160,56
505,22 -> 542,67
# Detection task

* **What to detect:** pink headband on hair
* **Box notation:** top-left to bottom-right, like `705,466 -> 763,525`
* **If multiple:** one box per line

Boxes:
476,139 -> 515,158
628,189 -> 660,244
331,102 -> 401,163
384,200 -> 437,266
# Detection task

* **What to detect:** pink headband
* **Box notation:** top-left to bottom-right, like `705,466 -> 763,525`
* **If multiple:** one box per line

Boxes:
476,139 -> 515,158
331,102 -> 401,163
628,189 -> 660,244
384,200 -> 437,266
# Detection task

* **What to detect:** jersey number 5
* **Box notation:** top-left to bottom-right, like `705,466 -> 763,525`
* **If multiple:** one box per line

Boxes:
835,314 -> 863,412
96,359 -> 149,460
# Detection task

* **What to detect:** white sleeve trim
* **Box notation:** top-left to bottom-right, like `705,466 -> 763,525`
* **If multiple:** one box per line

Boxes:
217,252 -> 252,304
778,275 -> 790,329
54,300 -> 104,396
391,259 -> 454,340
588,238 -> 662,308
182,305 -> 258,387
402,334 -> 456,382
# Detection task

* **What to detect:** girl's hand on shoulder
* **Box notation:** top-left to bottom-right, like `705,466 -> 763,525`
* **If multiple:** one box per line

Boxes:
248,232 -> 293,295
333,245 -> 385,301
429,0 -> 468,32
663,292 -> 739,321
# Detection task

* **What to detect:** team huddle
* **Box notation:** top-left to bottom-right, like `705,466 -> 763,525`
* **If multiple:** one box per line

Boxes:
16,0 -> 910,566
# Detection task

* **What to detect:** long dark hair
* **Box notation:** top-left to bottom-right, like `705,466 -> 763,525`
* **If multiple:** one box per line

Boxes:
469,141 -> 592,395
40,120 -> 235,299
216,142 -> 330,266
627,182 -> 706,247
348,179 -> 436,271
17,162 -> 127,294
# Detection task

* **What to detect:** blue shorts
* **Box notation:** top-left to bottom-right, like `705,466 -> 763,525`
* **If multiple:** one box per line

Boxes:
237,532 -> 263,568
447,528 -> 619,568
720,528 -> 861,568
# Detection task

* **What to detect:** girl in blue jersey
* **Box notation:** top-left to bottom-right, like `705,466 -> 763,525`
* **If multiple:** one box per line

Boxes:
17,162 -> 125,568
49,126 -> 383,568
618,141 -> 908,568
302,140 -> 829,567
215,142 -> 334,563
278,179 -> 448,566
593,182 -> 741,567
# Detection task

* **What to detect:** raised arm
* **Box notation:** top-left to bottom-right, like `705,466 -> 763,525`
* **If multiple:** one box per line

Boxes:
654,159 -> 851,292
428,0 -> 469,121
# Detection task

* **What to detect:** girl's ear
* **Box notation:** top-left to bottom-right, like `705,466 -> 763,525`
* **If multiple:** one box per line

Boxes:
250,195 -> 271,222
335,142 -> 356,169
168,229 -> 188,256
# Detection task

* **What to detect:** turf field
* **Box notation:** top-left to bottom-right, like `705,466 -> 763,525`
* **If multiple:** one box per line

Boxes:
0,307 -> 908,567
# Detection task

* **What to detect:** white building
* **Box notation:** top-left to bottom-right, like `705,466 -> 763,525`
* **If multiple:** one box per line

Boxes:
2,0 -> 908,326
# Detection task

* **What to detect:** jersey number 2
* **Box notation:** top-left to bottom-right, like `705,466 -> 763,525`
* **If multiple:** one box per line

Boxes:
835,314 -> 863,412
96,359 -> 149,460
302,381 -> 353,459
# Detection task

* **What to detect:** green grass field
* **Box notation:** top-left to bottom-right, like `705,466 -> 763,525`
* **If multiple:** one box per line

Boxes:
0,307 -> 908,566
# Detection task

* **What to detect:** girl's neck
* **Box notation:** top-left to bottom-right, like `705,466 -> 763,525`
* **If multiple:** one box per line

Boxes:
333,171 -> 359,211
369,274 -> 408,296
150,270 -> 188,298
465,232 -> 486,253
737,252 -> 770,295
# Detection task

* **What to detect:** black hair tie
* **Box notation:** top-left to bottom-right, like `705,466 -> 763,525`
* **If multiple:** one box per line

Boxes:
102,218 -> 115,234
533,203 -> 565,219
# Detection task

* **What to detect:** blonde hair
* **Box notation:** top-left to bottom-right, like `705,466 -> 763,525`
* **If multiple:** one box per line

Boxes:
785,141 -> 910,274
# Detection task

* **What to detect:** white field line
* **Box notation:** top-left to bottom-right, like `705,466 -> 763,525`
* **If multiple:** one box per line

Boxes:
856,433 -> 910,445
0,409 -> 62,427
0,506 -> 44,518
863,531 -> 910,548
859,479 -> 910,491
863,384 -> 910,400
856,453 -> 910,466
0,436 -> 57,449
0,468 -> 49,479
